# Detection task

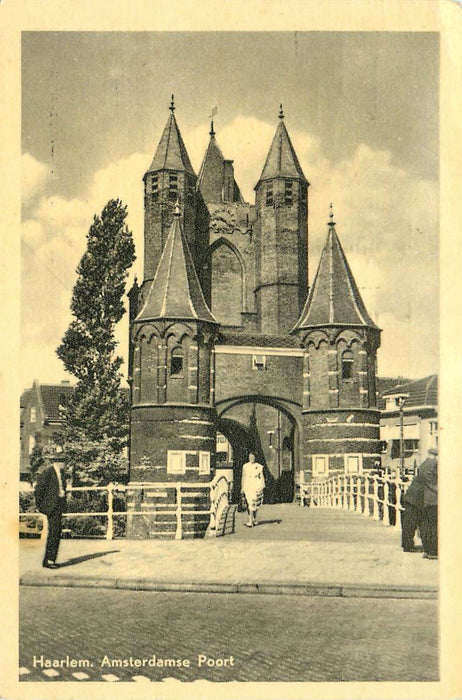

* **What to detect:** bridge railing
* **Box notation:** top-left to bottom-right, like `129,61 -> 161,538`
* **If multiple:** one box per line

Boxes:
19,473 -> 233,540
299,472 -> 408,529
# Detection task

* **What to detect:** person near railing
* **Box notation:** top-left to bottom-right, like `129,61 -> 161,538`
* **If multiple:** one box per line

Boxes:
34,457 -> 69,568
401,447 -> 438,557
419,448 -> 438,559
241,453 -> 265,528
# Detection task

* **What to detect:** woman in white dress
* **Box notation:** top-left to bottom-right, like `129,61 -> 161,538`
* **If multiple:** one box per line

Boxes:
241,453 -> 265,527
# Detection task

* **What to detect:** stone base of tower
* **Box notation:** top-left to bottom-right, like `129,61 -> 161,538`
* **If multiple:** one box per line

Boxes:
301,409 -> 381,480
127,405 -> 217,539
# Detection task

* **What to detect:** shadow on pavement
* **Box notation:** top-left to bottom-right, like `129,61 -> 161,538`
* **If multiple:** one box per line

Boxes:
59,550 -> 120,567
255,519 -> 282,526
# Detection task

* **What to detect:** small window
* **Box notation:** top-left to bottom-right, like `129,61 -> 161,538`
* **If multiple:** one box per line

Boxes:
30,407 -> 36,422
167,450 -> 186,475
266,184 -> 273,207
344,454 -> 362,474
170,347 -> 183,376
284,180 -> 293,205
169,174 -> 178,201
341,350 -> 354,379
313,455 -> 329,477
252,355 -> 266,371
151,175 -> 158,192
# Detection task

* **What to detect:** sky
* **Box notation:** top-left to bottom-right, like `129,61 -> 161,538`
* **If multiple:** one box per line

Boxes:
21,31 -> 439,389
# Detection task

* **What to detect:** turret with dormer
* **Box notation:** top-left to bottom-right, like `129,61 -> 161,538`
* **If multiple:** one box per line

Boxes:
127,204 -> 218,538
292,206 -> 381,477
254,106 -> 309,335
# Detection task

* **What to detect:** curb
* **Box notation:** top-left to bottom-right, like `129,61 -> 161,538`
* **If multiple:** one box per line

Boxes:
19,574 -> 438,599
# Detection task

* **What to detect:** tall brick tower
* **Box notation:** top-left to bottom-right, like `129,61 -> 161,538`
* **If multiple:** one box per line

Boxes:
142,96 -> 207,294
254,106 -> 309,335
293,206 -> 381,478
127,204 -> 218,538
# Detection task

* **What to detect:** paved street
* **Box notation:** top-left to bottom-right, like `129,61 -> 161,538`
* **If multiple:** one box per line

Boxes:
20,587 -> 438,683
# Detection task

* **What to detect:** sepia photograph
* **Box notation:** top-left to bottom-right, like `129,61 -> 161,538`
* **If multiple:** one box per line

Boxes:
1,3 -> 460,698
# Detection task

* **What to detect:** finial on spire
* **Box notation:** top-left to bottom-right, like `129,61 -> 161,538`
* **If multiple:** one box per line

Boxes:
169,94 -> 175,113
279,104 -> 284,119
174,199 -> 181,217
328,202 -> 336,227
209,118 -> 215,137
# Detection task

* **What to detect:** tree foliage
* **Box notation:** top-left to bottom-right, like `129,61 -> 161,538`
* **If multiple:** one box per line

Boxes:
29,431 -> 45,480
56,199 -> 136,485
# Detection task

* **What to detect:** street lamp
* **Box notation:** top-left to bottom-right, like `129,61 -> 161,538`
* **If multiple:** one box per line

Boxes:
396,394 -> 409,477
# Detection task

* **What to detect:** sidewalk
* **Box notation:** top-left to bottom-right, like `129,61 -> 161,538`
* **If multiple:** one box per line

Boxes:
20,505 -> 438,599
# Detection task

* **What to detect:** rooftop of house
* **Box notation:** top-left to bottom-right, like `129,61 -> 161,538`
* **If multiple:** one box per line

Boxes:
379,375 -> 438,411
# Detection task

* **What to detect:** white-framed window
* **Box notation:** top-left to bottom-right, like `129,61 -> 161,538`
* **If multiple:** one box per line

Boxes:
30,407 -> 36,422
344,454 -> 363,474
252,354 -> 266,371
312,455 -> 329,478
167,450 -> 186,475
199,451 -> 211,475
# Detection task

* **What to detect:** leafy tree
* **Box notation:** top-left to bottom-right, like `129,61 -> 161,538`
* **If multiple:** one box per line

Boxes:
29,431 -> 45,481
57,199 -> 135,485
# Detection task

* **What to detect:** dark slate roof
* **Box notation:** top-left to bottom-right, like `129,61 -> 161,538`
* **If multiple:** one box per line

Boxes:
380,375 -> 438,409
257,119 -> 307,185
293,222 -> 380,332
136,210 -> 217,324
216,332 -> 299,349
37,384 -> 75,421
145,112 -> 195,177
197,133 -> 242,203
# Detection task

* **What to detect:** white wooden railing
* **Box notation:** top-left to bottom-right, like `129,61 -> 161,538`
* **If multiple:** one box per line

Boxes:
298,472 -> 408,529
19,473 -> 233,540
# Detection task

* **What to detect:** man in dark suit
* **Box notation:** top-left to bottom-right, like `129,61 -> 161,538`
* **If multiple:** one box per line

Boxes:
401,447 -> 438,556
419,447 -> 438,559
34,457 -> 68,569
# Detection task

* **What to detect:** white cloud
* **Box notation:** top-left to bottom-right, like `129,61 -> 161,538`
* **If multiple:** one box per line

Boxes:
21,117 -> 438,388
22,153 -> 50,204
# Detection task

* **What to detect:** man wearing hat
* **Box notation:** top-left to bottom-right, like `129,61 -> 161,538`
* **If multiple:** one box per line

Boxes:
401,447 -> 438,558
34,456 -> 68,568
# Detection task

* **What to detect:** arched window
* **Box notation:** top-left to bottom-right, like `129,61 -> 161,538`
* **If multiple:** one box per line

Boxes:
170,347 -> 183,376
341,350 -> 354,380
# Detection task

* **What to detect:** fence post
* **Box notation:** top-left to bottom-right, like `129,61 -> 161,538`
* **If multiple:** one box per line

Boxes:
355,476 -> 362,513
372,477 -> 380,520
382,480 -> 390,526
106,483 -> 114,540
175,486 -> 183,540
209,482 -> 216,533
394,480 -> 402,530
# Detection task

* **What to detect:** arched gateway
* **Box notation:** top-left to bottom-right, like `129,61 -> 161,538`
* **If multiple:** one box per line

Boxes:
126,101 -> 381,538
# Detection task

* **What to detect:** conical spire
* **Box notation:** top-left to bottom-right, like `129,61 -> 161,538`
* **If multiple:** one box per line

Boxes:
293,207 -> 379,331
257,109 -> 307,185
136,204 -> 216,324
197,123 -> 243,203
145,98 -> 196,176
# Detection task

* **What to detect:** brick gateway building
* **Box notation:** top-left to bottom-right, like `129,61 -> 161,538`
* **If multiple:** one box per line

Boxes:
126,100 -> 381,537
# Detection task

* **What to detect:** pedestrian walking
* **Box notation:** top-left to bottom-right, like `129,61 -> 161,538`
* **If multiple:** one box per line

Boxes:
34,457 -> 68,568
401,471 -> 424,552
241,453 -> 265,528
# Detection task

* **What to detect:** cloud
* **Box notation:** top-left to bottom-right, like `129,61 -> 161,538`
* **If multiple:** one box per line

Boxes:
21,116 -> 438,387
22,153 -> 50,204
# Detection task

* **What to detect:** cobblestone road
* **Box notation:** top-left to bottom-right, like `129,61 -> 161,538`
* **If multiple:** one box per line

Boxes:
20,587 -> 438,682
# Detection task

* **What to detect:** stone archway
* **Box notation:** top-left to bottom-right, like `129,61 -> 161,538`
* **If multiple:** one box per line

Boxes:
216,396 -> 301,503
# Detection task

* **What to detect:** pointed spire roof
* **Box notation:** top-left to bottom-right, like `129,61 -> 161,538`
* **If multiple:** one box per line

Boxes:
293,207 -> 380,332
197,123 -> 243,203
145,97 -> 196,177
136,203 -> 216,324
257,107 -> 307,186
